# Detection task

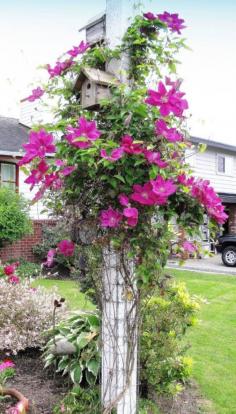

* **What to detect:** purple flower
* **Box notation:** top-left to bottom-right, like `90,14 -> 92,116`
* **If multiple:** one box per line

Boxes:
67,41 -> 90,57
123,207 -> 139,227
0,360 -> 15,371
65,117 -> 101,149
19,129 -> 55,166
183,241 -> 197,253
47,59 -> 74,78
57,240 -> 75,257
118,193 -> 129,207
60,166 -> 76,176
143,12 -> 156,21
100,207 -> 122,228
155,119 -> 183,142
121,135 -> 143,155
157,11 -> 186,34
151,175 -> 177,202
131,183 -> 157,206
146,81 -> 188,117
44,249 -> 56,267
24,159 -> 49,190
100,147 -> 124,162
143,149 -> 168,168
23,87 -> 44,103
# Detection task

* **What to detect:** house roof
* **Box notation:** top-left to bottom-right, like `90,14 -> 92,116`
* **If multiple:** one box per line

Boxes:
0,117 -> 29,154
191,136 -> 236,153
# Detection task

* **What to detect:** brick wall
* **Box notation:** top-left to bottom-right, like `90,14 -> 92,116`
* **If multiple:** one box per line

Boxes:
0,220 -> 56,263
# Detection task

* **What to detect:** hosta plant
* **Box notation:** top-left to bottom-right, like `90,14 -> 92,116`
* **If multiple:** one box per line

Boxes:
43,311 -> 100,385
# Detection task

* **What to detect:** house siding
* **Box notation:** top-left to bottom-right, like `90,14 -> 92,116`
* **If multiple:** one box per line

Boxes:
187,146 -> 236,194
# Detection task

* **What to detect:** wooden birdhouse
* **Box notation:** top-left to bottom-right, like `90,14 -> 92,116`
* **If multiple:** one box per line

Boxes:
79,12 -> 106,46
73,67 -> 119,110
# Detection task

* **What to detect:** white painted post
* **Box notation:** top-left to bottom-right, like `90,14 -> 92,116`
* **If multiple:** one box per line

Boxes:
101,2 -> 140,412
102,249 -> 138,414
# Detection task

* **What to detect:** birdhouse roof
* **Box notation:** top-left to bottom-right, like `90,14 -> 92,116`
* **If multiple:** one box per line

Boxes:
74,67 -> 119,91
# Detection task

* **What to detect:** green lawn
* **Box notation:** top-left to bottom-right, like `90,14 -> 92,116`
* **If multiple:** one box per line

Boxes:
33,278 -> 95,310
35,271 -> 236,414
171,269 -> 236,414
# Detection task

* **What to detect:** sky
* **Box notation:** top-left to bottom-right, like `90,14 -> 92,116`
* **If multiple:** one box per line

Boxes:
0,0 -> 236,144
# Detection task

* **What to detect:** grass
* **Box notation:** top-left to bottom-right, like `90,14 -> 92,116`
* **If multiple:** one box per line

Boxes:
33,278 -> 95,311
35,271 -> 236,413
171,269 -> 236,414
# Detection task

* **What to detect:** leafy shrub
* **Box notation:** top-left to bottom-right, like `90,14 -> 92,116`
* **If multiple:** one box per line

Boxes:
53,385 -> 100,414
0,279 -> 64,353
32,222 -> 71,268
0,188 -> 32,245
138,399 -> 160,414
140,282 -> 200,396
14,259 -> 41,279
43,311 -> 100,385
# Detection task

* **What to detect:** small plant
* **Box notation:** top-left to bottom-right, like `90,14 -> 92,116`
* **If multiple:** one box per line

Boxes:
53,385 -> 100,414
0,188 -> 32,246
0,360 -> 15,386
16,259 -> 41,279
43,311 -> 100,385
0,279 -> 64,353
140,281 -> 200,396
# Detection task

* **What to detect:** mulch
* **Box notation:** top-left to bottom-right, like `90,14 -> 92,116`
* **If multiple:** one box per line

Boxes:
0,349 -> 67,414
0,349 -> 214,414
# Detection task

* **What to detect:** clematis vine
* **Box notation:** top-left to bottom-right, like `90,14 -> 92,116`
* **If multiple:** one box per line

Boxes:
155,119 -> 183,142
57,240 -> 75,257
157,11 -> 186,34
22,87 -> 44,103
66,117 -> 101,149
18,129 -> 55,166
47,59 -> 74,78
100,207 -> 123,228
143,12 -> 156,21
67,40 -> 90,57
123,207 -> 139,227
100,147 -> 124,162
143,149 -> 168,168
121,135 -> 143,155
146,80 -> 188,117
24,159 -> 49,190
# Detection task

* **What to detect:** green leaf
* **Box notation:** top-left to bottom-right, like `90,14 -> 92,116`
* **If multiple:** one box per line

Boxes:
86,359 -> 100,377
76,332 -> 92,349
114,174 -> 126,184
85,370 -> 97,385
70,365 -> 82,384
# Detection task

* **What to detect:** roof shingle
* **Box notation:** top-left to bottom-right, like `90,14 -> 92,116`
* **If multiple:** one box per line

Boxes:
0,116 -> 29,153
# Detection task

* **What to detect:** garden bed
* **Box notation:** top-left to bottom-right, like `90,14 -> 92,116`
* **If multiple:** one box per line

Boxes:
0,349 -> 67,414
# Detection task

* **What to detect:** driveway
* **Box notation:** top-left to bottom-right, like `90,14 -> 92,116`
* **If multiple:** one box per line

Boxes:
167,253 -> 236,275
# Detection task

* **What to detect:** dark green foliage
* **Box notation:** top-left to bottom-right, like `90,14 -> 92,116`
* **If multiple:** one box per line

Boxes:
0,188 -> 32,245
16,259 -> 41,279
53,385 -> 101,414
140,282 -> 200,396
43,311 -> 100,386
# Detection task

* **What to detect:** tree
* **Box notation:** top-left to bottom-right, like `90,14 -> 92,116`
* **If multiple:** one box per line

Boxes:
21,8 -> 227,414
0,188 -> 32,246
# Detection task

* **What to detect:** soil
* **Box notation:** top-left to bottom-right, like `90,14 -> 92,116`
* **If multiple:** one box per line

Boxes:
0,349 -> 67,414
0,349 -> 214,414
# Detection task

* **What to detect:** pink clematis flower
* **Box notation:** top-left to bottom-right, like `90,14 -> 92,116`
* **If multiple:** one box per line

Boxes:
0,360 -> 15,371
143,149 -> 168,168
3,264 -> 16,276
100,207 -> 123,228
123,207 -> 139,227
24,159 -> 49,190
6,401 -> 26,414
100,147 -> 124,162
155,119 -> 183,142
55,159 -> 65,167
8,275 -> 20,284
143,12 -> 156,20
18,129 -> 55,166
183,241 -> 197,253
44,249 -> 56,267
57,240 -> 75,257
67,41 -> 90,57
65,117 -> 101,149
60,166 -> 76,176
131,183 -> 157,206
157,11 -> 186,34
121,135 -> 143,155
22,87 -> 44,103
118,193 -> 129,207
145,81 -> 188,117
151,175 -> 177,203
47,59 -> 74,78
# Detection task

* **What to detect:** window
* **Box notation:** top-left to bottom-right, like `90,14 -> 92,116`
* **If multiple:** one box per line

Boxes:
217,155 -> 225,173
217,154 -> 234,176
0,163 -> 17,189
